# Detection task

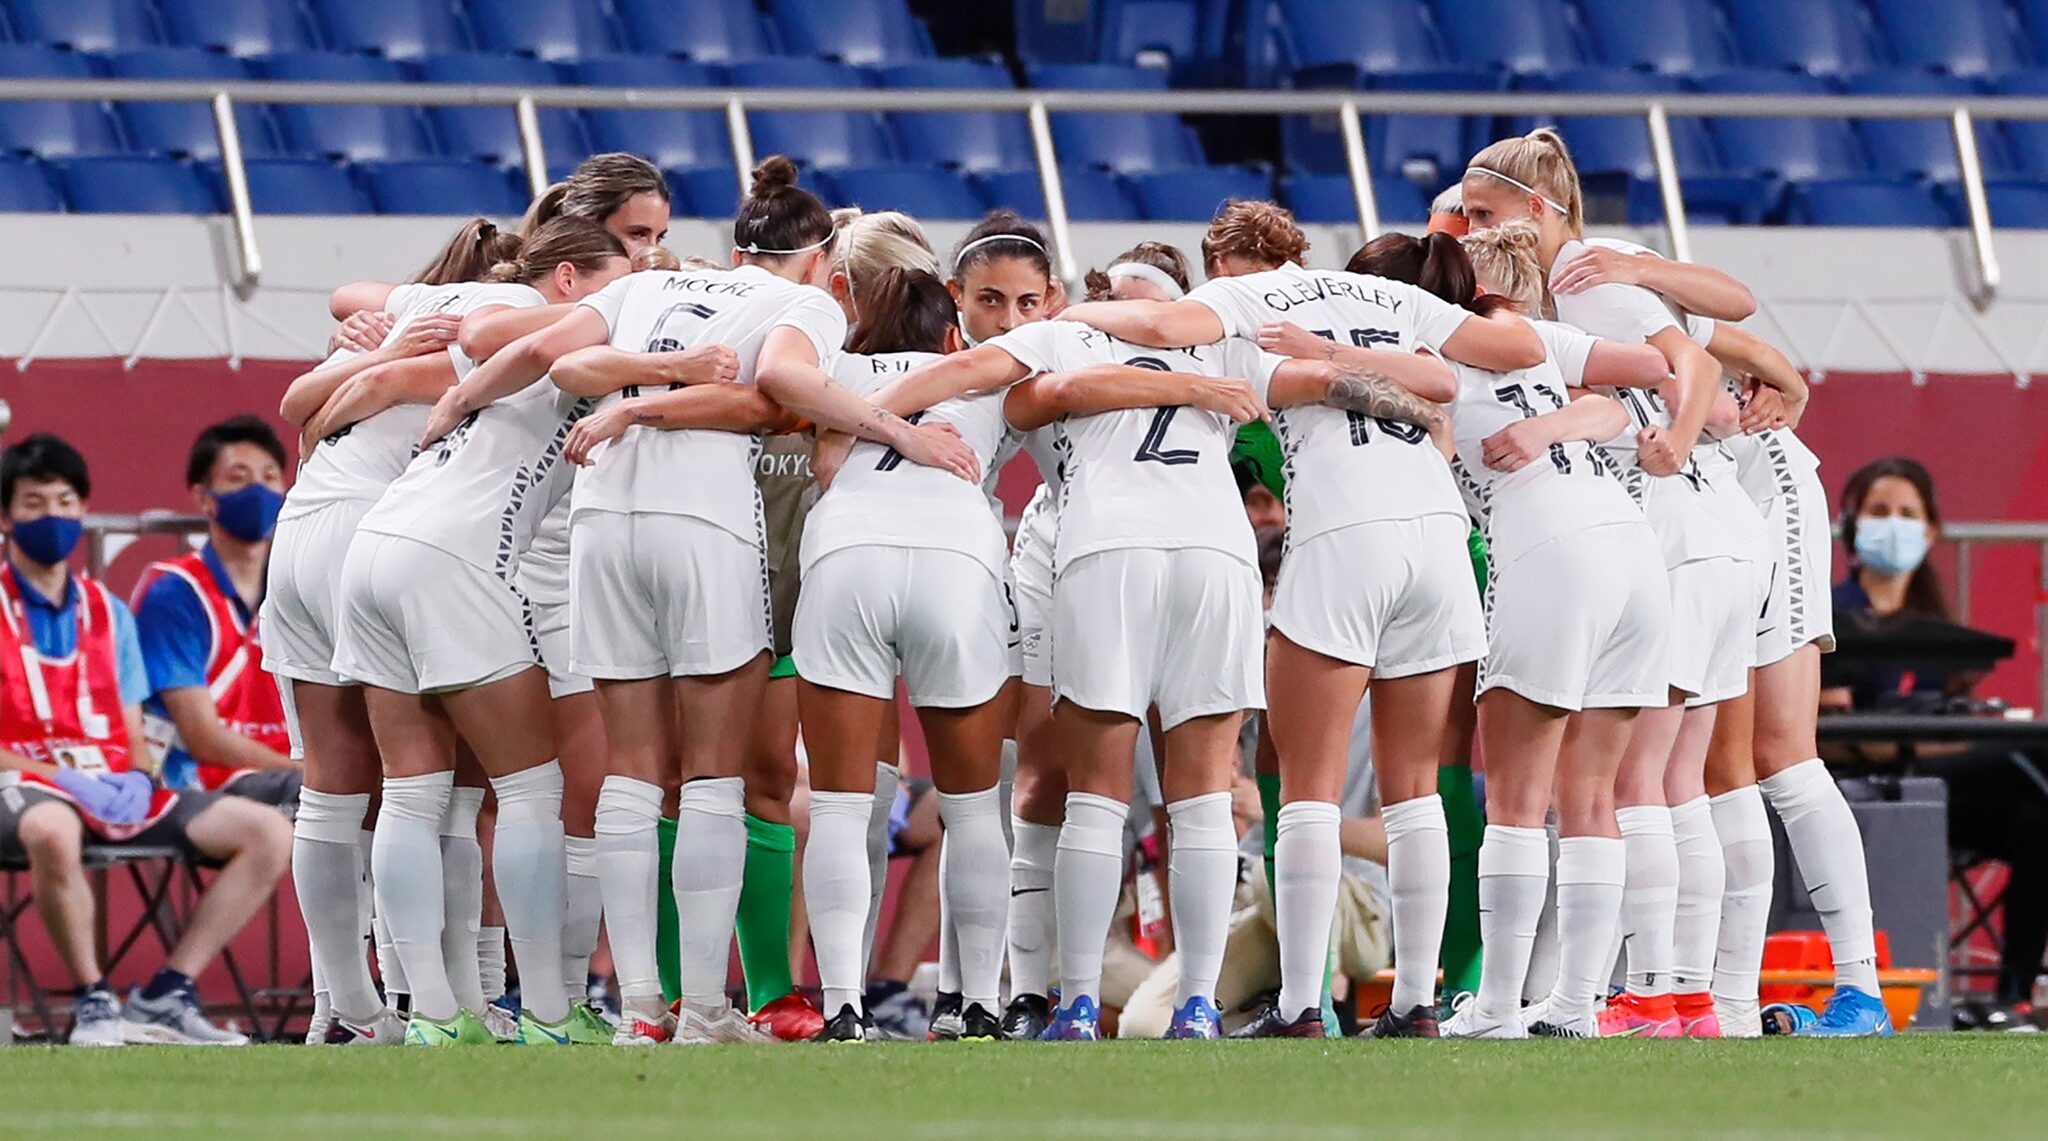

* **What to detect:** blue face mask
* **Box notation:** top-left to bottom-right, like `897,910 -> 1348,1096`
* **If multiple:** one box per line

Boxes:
211,484 -> 285,543
1854,515 -> 1930,577
11,514 -> 82,567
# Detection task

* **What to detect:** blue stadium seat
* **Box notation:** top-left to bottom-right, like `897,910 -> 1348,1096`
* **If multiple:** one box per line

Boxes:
359,158 -> 528,215
419,54 -> 591,166
1867,0 -> 2024,79
1577,0 -> 1734,76
769,0 -> 932,66
7,0 -> 159,53
1282,69 -> 1499,185
1516,70 -> 1716,182
1267,0 -> 1447,86
307,0 -> 469,61
157,0 -> 314,57
1786,179 -> 1955,227
1722,0 -> 1880,77
616,0 -> 777,63
1996,72 -> 2048,176
667,164 -> 741,218
1029,63 -> 1204,173
467,0 -> 618,63
259,53 -> 437,162
1014,0 -> 1095,65
107,50 -> 279,161
1098,0 -> 1202,76
203,157 -> 373,214
0,156 -> 64,212
975,167 -> 1138,221
1282,173 -> 1429,225
2022,0 -> 2048,64
52,155 -> 216,213
819,164 -> 985,218
1128,166 -> 1273,221
1846,72 -> 2007,182
1698,72 -> 1867,182
1436,0 -> 1583,78
575,58 -> 733,172
878,59 -> 1034,174
728,59 -> 894,170
0,46 -> 123,159
1981,181 -> 2048,228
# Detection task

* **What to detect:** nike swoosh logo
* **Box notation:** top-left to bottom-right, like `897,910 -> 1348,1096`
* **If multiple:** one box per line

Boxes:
1010,886 -> 1049,897
528,1022 -> 571,1045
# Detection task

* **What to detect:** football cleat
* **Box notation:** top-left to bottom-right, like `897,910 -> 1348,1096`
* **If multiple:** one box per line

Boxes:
303,992 -> 332,1046
403,1009 -> 495,1046
1598,992 -> 1682,1039
1000,994 -> 1052,1042
926,990 -> 965,1041
673,998 -> 771,1045
1440,994 -> 1529,1040
1761,1002 -> 1818,1036
612,1006 -> 675,1047
516,1009 -> 580,1046
1715,998 -> 1763,1039
1674,992 -> 1720,1039
1165,996 -> 1223,1040
1795,986 -> 1896,1038
1042,995 -> 1102,1041
748,993 -> 826,1043
958,1003 -> 1003,1041
1525,999 -> 1599,1039
324,1008 -> 405,1046
1357,1003 -> 1440,1040
68,989 -> 126,1048
866,988 -> 929,1042
1230,1003 -> 1325,1039
482,1002 -> 520,1043
564,1001 -> 616,1044
122,986 -> 249,1046
811,1003 -> 871,1043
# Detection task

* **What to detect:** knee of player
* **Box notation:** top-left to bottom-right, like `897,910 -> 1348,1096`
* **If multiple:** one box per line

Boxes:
204,802 -> 294,879
17,803 -> 85,867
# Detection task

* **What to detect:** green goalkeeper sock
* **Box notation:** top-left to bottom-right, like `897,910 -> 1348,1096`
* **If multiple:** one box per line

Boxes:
1257,771 -> 1282,895
736,814 -> 798,1012
1439,763 -> 1485,997
657,815 -> 680,1005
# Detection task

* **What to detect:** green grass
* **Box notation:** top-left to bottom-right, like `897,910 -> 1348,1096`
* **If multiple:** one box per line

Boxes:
3,1038 -> 2042,1138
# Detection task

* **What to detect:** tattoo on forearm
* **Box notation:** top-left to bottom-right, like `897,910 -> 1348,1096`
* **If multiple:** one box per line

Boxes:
1323,366 -> 1443,429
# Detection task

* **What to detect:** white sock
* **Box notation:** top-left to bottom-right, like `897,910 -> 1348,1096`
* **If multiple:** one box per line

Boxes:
937,786 -> 1010,1013
805,790 -> 873,1015
491,761 -> 568,1024
1381,794 -> 1450,1014
1475,824 -> 1550,1022
371,771 -> 456,1020
936,834 -> 960,996
294,790 -> 382,1021
1006,818 -> 1060,1000
372,910 -> 406,1001
861,762 -> 900,972
1546,835 -> 1625,1018
355,828 -> 375,984
1670,796 -> 1723,995
1616,806 -> 1678,998
594,775 -> 665,1010
1760,759 -> 1879,993
478,927 -> 506,1004
1711,783 -> 1775,1007
439,787 -> 487,1013
672,776 -> 746,1005
561,834 -> 602,1007
1167,791 -> 1237,1007
1273,799 -> 1341,1018
1521,821 -> 1562,1005
1053,792 -> 1127,1006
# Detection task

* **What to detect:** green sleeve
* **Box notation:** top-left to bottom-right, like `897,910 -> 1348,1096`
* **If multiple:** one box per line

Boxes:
1230,420 -> 1286,498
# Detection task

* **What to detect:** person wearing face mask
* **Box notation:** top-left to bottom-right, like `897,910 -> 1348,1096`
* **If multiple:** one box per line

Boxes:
132,417 -> 300,808
0,433 -> 293,1047
1828,457 -> 1957,709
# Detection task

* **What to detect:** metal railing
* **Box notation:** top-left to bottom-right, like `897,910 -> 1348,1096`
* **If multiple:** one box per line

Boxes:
0,79 -> 2043,295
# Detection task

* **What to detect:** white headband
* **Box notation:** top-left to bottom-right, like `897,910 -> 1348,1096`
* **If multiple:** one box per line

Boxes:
1107,261 -> 1184,299
953,232 -> 1046,271
1468,167 -> 1568,216
737,233 -> 832,257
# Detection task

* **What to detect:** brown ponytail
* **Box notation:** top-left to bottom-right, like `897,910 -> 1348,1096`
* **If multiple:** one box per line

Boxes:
1347,232 -> 1513,317
411,217 -> 525,285
845,268 -> 955,356
484,217 -> 625,286
1200,199 -> 1309,274
734,155 -> 834,261
521,153 -> 669,235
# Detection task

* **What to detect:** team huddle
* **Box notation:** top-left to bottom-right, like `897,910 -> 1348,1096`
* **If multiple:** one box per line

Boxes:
248,124 -> 1894,1048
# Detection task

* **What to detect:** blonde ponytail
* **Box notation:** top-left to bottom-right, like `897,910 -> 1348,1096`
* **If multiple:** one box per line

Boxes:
1460,220 -> 1550,316
1464,127 -> 1585,237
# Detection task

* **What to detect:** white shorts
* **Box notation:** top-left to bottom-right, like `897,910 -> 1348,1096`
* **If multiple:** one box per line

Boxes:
569,510 -> 770,680
527,591 -> 592,700
1052,547 -> 1265,730
331,533 -> 538,695
1268,515 -> 1486,678
1480,521 -> 1670,711
1666,556 -> 1758,707
1010,490 -> 1057,688
263,498 -> 369,687
1755,463 -> 1836,668
793,545 -> 1020,708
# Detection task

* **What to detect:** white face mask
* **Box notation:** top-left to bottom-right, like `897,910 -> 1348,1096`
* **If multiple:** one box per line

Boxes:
956,310 -> 981,349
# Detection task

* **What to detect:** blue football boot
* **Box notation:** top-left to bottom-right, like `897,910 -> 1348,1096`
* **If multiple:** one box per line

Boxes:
1041,995 -> 1101,1041
1165,996 -> 1223,1040
1796,987 -> 1896,1038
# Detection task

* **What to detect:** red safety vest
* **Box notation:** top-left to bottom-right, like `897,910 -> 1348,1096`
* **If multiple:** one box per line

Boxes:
132,552 -> 290,791
0,564 -> 178,840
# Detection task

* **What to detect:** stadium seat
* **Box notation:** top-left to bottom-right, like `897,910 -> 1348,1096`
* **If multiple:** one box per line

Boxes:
1267,0 -> 1448,86
878,59 -> 1034,175
1098,0 -> 1203,79
1981,181 -> 2048,228
1867,0 -> 2024,80
729,59 -> 894,170
1721,0 -> 1880,77
467,0 -> 618,63
52,155 -> 216,213
1846,72 -> 2008,183
2022,0 -> 2048,64
1996,72 -> 2048,177
259,53 -> 437,163
1280,69 -> 1500,187
769,0 -> 932,67
616,0 -> 777,63
1786,179 -> 1955,227
419,54 -> 591,167
202,157 -> 373,215
1577,0 -> 1735,76
107,50 -> 280,162
667,164 -> 741,218
1436,0 -> 1584,78
1282,173 -> 1429,225
1128,166 -> 1273,221
0,46 -> 123,160
1515,70 -> 1717,182
1028,63 -> 1205,173
359,158 -> 529,216
0,156 -> 64,212
1013,0 -> 1095,65
307,0 -> 469,61
819,164 -> 985,218
156,0 -> 314,57
975,167 -> 1138,221
6,0 -> 159,53
1698,72 -> 1867,182
575,58 -> 733,173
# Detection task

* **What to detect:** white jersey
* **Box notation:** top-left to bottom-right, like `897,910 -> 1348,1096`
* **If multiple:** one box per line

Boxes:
801,350 -> 1012,580
984,321 -> 1279,574
1448,319 -> 1641,564
572,265 -> 847,539
280,282 -> 542,522
1186,264 -> 1470,541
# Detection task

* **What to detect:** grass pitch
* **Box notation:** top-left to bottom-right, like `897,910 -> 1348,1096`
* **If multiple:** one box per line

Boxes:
3,1036 -> 2042,1138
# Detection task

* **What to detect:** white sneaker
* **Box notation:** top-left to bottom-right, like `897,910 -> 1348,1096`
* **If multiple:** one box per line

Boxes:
614,1007 -> 675,1047
1524,1000 -> 1598,1039
122,987 -> 249,1045
1715,998 -> 1763,1039
482,1004 -> 520,1043
326,1008 -> 406,1046
304,992 -> 332,1046
672,999 -> 770,1045
1441,994 -> 1528,1040
69,990 -> 126,1047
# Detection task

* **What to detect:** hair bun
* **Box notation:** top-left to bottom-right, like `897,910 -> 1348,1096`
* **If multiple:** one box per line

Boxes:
750,155 -> 800,198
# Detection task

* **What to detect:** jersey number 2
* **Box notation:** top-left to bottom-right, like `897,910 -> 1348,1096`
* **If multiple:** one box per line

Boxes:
1134,406 -> 1200,465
